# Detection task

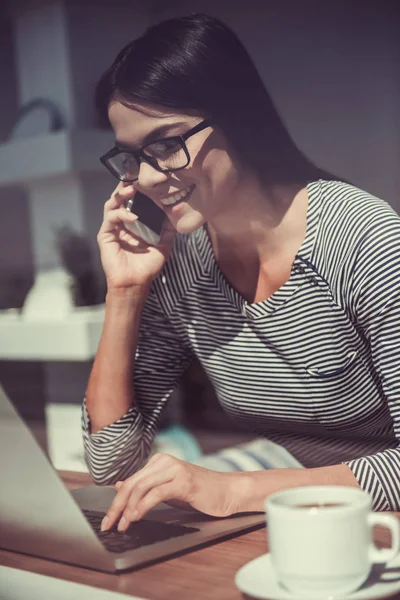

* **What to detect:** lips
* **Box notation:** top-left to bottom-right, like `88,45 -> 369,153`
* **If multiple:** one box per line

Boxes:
160,184 -> 195,206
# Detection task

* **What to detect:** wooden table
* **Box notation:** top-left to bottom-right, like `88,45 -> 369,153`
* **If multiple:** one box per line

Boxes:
0,471 -> 399,600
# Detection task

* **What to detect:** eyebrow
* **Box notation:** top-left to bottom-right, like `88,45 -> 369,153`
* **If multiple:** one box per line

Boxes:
115,121 -> 189,151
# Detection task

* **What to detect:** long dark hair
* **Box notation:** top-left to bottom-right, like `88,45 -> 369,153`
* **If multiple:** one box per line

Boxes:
95,13 -> 339,186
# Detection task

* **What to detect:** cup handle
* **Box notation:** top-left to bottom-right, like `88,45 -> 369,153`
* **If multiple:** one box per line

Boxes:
368,513 -> 400,563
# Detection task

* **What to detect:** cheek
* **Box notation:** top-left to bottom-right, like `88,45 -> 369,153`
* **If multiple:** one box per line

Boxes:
201,150 -> 240,193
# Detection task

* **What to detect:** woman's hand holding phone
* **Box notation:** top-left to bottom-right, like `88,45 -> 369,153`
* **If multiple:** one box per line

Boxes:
98,182 -> 175,291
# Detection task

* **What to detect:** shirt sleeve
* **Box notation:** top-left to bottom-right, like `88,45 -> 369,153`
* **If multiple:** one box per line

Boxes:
82,287 -> 193,485
344,211 -> 400,510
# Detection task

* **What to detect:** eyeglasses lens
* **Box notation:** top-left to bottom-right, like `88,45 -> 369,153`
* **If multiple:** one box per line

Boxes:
108,153 -> 138,182
108,139 -> 187,181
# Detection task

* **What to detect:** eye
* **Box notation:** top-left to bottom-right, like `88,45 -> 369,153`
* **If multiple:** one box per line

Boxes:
144,138 -> 182,159
117,153 -> 137,175
121,154 -> 135,168
110,152 -> 137,179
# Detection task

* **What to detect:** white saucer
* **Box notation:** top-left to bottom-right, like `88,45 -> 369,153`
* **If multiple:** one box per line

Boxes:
235,552 -> 400,600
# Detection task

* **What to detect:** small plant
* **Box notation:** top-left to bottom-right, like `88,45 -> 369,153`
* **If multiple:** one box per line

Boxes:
55,226 -> 105,306
0,268 -> 34,310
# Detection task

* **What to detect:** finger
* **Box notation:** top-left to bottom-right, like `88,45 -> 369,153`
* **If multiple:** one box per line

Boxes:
103,194 -> 134,219
102,459 -> 172,531
117,458 -> 185,531
118,228 -> 147,248
108,208 -> 138,225
104,183 -> 136,215
126,482 -> 181,525
100,207 -> 138,235
118,475 -> 177,532
101,480 -> 136,531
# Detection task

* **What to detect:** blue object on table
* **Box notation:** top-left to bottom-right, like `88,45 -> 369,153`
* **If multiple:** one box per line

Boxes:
155,425 -> 203,462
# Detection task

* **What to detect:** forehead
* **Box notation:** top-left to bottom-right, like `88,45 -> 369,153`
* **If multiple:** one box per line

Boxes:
108,101 -> 199,145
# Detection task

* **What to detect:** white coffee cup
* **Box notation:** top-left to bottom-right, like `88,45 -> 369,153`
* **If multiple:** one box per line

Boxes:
265,485 -> 400,597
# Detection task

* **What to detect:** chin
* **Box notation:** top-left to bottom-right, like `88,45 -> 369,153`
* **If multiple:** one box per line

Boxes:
173,213 -> 206,235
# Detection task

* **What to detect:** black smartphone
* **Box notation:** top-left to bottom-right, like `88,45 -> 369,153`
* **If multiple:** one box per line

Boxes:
125,192 -> 166,245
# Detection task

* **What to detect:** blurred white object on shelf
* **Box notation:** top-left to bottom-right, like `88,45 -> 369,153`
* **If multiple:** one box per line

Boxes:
46,403 -> 88,472
22,268 -> 75,321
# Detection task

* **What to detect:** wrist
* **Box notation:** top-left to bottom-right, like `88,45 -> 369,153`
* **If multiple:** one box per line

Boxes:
227,471 -> 259,513
106,284 -> 150,304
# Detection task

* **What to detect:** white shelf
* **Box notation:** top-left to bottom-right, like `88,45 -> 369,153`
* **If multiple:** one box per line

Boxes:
0,129 -> 114,186
0,305 -> 104,361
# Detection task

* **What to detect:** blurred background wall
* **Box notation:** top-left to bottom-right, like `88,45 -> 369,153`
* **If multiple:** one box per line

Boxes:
0,0 -> 399,462
154,0 -> 400,207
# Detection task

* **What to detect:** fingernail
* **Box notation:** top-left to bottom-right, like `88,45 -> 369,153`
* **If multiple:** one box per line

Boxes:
131,510 -> 138,522
117,516 -> 127,532
101,516 -> 109,532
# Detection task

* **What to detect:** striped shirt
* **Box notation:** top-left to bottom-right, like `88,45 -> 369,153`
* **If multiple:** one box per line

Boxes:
82,179 -> 400,511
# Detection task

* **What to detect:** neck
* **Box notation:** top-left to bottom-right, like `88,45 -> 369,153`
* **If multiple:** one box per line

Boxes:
206,175 -> 308,265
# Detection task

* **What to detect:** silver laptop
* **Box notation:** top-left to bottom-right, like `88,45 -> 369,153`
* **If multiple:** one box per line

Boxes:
0,386 -> 265,573
0,566 -> 147,600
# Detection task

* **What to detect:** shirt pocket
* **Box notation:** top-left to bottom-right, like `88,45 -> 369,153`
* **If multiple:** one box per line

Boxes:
304,348 -> 377,428
305,349 -> 358,378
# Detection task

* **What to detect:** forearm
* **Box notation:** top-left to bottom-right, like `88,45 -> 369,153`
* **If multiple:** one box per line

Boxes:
85,285 -> 149,433
236,464 -> 360,512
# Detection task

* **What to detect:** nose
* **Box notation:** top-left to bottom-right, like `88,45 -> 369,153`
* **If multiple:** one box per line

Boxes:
136,158 -> 170,190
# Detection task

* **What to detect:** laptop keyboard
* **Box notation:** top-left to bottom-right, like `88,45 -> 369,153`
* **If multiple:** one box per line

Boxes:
82,509 -> 200,554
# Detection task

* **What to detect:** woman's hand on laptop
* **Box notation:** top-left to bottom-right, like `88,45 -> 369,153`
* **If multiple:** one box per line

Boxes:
100,453 -> 252,532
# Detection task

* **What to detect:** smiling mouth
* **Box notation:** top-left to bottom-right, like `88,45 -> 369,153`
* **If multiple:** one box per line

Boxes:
160,184 -> 195,207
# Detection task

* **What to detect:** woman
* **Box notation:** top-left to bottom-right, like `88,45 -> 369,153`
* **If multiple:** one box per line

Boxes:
83,13 -> 400,533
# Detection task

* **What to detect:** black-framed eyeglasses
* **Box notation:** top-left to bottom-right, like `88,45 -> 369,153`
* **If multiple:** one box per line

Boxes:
100,117 -> 213,183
